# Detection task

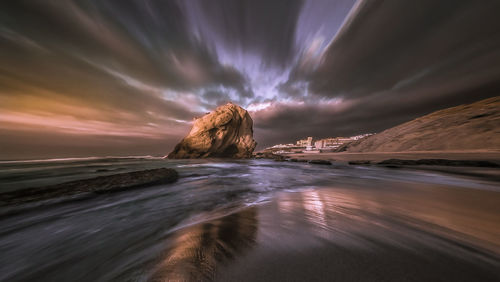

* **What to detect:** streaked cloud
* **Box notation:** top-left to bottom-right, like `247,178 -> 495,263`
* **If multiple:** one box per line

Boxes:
1,0 -> 499,158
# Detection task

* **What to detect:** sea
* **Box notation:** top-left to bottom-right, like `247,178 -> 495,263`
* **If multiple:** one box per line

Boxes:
0,156 -> 499,281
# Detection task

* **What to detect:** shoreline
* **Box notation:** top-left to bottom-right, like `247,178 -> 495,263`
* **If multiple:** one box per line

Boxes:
3,153 -> 500,211
1,155 -> 500,281
161,186 -> 500,281
271,150 -> 500,182
278,150 -> 500,163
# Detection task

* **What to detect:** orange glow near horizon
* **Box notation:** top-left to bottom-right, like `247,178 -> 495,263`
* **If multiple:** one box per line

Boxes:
0,90 -> 191,139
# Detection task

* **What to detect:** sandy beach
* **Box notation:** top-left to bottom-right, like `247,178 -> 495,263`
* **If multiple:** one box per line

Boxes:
160,184 -> 500,281
279,150 -> 500,181
1,158 -> 500,281
284,150 -> 500,163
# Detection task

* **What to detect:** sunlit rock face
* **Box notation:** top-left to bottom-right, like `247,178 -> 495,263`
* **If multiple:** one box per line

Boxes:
344,96 -> 500,152
167,103 -> 257,158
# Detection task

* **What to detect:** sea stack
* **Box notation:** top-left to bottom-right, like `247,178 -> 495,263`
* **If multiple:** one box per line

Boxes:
167,103 -> 257,159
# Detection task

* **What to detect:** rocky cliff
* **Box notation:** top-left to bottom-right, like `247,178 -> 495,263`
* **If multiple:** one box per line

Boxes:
167,103 -> 257,158
344,96 -> 500,152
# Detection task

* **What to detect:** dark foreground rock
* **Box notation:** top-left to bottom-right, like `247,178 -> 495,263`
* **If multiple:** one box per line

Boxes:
168,103 -> 257,159
308,160 -> 332,165
255,152 -> 289,161
288,158 -> 309,162
0,168 -> 178,206
348,160 -> 372,165
377,159 -> 500,167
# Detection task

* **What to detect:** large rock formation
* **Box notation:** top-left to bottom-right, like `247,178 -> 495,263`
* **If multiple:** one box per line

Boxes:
344,96 -> 500,152
167,103 -> 257,159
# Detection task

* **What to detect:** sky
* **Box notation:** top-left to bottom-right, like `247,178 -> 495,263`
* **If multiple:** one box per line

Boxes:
1,0 -> 500,159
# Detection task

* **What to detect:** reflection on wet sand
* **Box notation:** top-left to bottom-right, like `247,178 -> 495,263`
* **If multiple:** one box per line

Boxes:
149,183 -> 500,281
150,207 -> 257,281
222,185 -> 499,281
278,185 -> 500,252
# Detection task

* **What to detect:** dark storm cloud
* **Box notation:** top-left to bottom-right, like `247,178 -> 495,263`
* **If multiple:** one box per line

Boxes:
309,0 -> 500,97
0,0 -> 258,158
255,0 -> 500,148
276,81 -> 307,98
0,0 -> 253,92
2,0 -> 500,157
189,0 -> 304,69
254,79 -> 500,148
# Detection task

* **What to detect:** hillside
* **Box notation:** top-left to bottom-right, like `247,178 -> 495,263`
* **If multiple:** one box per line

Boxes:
344,96 -> 500,152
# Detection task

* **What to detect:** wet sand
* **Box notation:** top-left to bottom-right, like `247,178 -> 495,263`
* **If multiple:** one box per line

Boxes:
284,150 -> 500,181
154,183 -> 500,281
2,158 -> 499,281
285,150 -> 500,163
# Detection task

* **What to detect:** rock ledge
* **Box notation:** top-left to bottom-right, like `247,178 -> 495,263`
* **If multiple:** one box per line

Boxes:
0,168 -> 178,206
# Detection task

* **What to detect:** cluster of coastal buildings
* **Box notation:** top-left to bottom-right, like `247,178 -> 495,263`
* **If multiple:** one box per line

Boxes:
266,134 -> 373,154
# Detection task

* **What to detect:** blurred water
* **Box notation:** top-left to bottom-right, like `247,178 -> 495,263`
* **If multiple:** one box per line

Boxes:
0,157 -> 499,281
